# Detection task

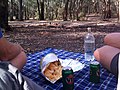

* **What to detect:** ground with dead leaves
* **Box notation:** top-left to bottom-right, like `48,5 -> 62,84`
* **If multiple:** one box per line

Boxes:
6,18 -> 120,54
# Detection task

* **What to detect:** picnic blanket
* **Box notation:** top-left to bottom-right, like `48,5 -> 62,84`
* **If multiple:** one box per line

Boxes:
21,48 -> 117,90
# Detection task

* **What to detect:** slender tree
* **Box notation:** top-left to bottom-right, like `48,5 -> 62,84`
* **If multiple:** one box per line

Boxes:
69,0 -> 71,19
118,0 -> 120,22
106,0 -> 111,18
18,0 -> 23,21
37,0 -> 41,20
10,0 -> 14,20
40,0 -> 44,20
63,0 -> 69,21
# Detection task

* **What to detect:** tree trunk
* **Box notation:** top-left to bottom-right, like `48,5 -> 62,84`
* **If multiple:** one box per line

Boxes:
101,0 -> 107,20
106,0 -> 111,18
73,0 -> 77,20
55,8 -> 58,19
0,0 -> 9,31
18,0 -> 23,21
118,0 -> 120,22
24,6 -> 27,20
69,0 -> 72,20
10,0 -> 14,21
63,0 -> 69,21
37,0 -> 41,20
26,2 -> 29,20
76,0 -> 80,21
15,2 -> 19,20
40,0 -> 44,20
94,1 -> 99,14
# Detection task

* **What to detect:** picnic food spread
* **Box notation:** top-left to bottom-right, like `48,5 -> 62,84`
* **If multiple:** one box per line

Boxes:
40,53 -> 63,83
43,60 -> 62,82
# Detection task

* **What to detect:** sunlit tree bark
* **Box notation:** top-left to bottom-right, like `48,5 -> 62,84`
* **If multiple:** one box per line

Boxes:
40,0 -> 44,20
63,0 -> 69,21
37,0 -> 41,20
10,0 -> 14,20
18,0 -> 23,21
106,0 -> 111,18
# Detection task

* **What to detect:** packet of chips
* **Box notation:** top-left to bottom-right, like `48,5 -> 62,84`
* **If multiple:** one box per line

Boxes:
40,53 -> 62,83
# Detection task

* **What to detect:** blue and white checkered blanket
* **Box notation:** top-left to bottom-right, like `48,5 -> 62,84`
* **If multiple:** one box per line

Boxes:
21,48 -> 117,90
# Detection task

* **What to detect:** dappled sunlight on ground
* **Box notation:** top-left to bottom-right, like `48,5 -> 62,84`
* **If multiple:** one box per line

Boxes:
7,16 -> 120,53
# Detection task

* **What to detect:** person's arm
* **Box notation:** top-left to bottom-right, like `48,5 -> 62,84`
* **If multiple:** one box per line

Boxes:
0,38 -> 21,60
0,28 -> 26,70
10,51 -> 27,70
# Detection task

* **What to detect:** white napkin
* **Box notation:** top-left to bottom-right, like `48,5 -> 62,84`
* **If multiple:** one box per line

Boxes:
59,58 -> 85,72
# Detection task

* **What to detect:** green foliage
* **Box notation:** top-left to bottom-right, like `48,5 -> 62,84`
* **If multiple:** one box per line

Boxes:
7,0 -> 119,20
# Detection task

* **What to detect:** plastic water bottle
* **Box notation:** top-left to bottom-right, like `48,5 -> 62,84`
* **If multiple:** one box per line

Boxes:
84,27 -> 95,62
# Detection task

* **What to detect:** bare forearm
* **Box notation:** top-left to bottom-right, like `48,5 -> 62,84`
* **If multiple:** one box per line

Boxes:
0,38 -> 20,60
10,51 -> 27,70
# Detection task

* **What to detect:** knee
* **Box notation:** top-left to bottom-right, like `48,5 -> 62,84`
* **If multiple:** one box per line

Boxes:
17,51 -> 27,66
94,49 -> 100,62
21,51 -> 27,63
18,51 -> 27,69
10,51 -> 27,70
104,33 -> 120,45
104,34 -> 111,45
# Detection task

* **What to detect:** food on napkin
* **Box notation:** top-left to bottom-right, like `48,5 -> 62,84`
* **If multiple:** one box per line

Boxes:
43,60 -> 62,82
40,53 -> 63,83
40,53 -> 84,83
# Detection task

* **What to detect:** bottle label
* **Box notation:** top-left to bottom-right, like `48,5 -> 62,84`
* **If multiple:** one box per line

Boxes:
84,40 -> 95,43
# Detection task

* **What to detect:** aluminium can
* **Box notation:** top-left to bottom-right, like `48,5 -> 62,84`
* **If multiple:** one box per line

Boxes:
89,61 -> 100,83
62,66 -> 74,90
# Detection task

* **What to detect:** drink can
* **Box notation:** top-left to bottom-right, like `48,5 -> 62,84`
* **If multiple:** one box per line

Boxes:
62,66 -> 74,90
89,61 -> 100,83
